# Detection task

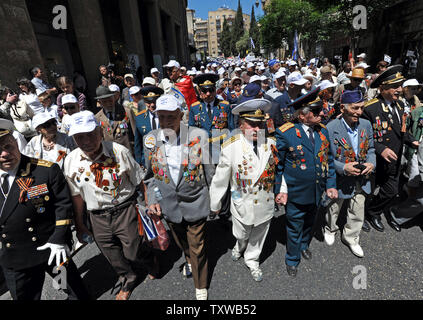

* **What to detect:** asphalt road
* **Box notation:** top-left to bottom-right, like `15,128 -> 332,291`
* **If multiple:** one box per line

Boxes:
1,207 -> 423,301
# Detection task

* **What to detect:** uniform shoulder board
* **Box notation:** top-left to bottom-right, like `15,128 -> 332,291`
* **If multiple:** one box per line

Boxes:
364,98 -> 378,107
268,136 -> 276,141
220,100 -> 229,105
279,122 -> 295,133
135,109 -> 147,117
31,158 -> 54,167
222,134 -> 240,149
191,101 -> 201,108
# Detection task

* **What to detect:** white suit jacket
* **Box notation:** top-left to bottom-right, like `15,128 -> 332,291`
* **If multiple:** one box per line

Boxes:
210,133 -> 287,226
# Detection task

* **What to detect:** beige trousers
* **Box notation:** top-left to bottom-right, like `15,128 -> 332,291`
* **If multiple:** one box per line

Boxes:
325,191 -> 366,246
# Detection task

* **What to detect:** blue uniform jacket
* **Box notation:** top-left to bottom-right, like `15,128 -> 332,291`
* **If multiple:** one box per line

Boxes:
275,122 -> 337,206
134,109 -> 153,166
188,99 -> 234,137
326,117 -> 376,199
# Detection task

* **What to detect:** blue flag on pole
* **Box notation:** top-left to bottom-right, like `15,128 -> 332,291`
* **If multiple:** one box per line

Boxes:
292,30 -> 298,60
250,37 -> 255,50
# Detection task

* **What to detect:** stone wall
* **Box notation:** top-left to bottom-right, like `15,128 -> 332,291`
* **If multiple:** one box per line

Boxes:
0,0 -> 44,89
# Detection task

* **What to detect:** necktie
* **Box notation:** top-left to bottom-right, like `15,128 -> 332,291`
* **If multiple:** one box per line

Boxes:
391,103 -> 400,124
207,104 -> 212,121
253,141 -> 259,158
107,112 -> 114,121
152,113 -> 157,130
308,128 -> 315,147
0,174 -> 9,215
2,174 -> 9,195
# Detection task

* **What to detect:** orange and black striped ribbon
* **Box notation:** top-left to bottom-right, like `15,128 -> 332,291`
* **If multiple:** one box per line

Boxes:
16,177 -> 34,203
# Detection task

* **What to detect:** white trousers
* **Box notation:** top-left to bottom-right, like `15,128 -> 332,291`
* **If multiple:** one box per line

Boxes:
232,217 -> 271,270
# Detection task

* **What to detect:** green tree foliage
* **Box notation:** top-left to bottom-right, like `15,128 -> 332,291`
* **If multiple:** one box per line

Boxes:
259,0 -> 394,53
231,0 -> 245,56
236,31 -> 250,57
220,17 -> 232,57
249,5 -> 261,56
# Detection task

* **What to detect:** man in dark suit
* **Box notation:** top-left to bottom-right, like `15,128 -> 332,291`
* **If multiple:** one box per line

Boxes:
361,65 -> 419,232
0,119 -> 89,300
274,88 -> 338,277
134,86 -> 164,166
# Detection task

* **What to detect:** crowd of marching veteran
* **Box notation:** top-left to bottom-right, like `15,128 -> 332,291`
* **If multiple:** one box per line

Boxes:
0,52 -> 422,301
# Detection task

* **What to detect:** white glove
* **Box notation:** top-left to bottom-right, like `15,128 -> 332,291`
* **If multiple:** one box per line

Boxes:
37,243 -> 70,267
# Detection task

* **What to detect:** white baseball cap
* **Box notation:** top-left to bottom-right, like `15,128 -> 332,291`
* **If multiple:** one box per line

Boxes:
154,95 -> 181,113
356,62 -> 370,69
68,111 -> 98,137
318,80 -> 337,91
164,60 -> 180,69
62,94 -> 78,105
273,70 -> 286,80
129,86 -> 141,95
142,77 -> 156,86
288,61 -> 297,66
234,67 -> 242,72
260,75 -> 268,81
403,79 -> 422,87
108,84 -> 120,92
124,73 -> 134,79
357,53 -> 366,59
32,112 -> 56,130
287,72 -> 308,86
247,62 -> 255,69
309,58 -> 316,64
249,75 -> 262,83
150,67 -> 159,74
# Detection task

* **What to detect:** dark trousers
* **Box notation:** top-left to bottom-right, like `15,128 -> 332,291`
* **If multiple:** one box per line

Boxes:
366,171 -> 400,218
1,259 -> 90,300
168,218 -> 208,289
89,204 -> 152,291
285,201 -> 317,267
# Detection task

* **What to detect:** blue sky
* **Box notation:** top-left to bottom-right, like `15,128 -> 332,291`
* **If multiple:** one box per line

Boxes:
188,0 -> 264,20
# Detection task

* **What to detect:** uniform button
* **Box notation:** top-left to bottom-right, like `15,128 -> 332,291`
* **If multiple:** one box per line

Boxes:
28,227 -> 34,232
316,180 -> 319,183
1,234 -> 6,238
316,165 -> 319,168
254,200 -> 258,204
6,243 -> 11,248
26,218 -> 31,223
32,237 -> 37,242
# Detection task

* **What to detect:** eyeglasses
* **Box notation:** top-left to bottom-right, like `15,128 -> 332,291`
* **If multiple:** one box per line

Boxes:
201,87 -> 215,94
311,108 -> 323,116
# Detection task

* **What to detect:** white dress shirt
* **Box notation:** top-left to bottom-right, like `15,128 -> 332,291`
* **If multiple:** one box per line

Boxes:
160,130 -> 182,185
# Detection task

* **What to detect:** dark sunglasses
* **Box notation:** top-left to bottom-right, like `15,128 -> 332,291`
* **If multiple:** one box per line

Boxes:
311,108 -> 323,116
63,104 -> 77,110
351,78 -> 362,82
41,119 -> 57,129
201,87 -> 215,94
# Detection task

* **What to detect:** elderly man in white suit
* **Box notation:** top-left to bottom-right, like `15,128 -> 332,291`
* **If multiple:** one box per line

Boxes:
209,98 -> 287,282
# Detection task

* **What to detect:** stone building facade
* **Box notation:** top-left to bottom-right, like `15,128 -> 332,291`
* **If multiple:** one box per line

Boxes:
0,0 -> 191,100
